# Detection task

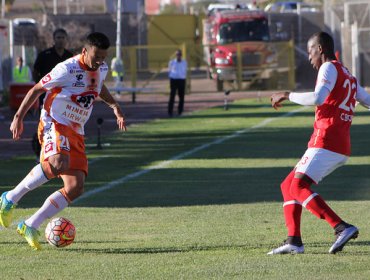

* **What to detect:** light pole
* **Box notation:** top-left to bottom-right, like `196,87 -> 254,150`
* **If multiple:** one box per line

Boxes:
116,0 -> 121,61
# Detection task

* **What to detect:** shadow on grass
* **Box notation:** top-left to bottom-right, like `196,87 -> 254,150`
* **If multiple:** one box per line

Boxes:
65,239 -> 370,255
67,242 -> 253,255
1,109 -> 369,209
83,165 -> 370,208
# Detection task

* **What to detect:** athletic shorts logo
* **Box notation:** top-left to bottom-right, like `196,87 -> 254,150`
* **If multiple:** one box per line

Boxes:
44,142 -> 53,153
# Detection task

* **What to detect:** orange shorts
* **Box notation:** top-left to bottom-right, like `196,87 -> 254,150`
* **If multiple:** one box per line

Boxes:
38,119 -> 88,175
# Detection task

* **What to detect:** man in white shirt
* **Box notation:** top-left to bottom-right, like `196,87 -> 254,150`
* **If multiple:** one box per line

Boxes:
168,49 -> 187,116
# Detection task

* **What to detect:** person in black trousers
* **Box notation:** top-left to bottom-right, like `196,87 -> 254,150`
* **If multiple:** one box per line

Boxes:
168,49 -> 187,116
32,28 -> 74,160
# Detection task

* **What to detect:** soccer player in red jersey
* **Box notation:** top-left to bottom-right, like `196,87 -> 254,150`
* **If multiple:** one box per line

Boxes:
268,32 -> 370,254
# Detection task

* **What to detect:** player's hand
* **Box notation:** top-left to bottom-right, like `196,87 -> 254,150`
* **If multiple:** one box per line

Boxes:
117,115 -> 127,131
10,117 -> 24,140
271,92 -> 290,110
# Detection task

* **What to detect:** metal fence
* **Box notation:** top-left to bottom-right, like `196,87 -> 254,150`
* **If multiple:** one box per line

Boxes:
325,0 -> 370,86
110,40 -> 295,99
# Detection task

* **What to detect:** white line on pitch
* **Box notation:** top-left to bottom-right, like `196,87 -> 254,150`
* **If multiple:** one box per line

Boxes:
75,107 -> 308,203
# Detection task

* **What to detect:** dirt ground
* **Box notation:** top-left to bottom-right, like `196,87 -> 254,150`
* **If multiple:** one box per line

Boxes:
0,77 -> 273,160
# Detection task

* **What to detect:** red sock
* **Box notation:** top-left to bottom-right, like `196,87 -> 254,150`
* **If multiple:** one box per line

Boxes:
281,170 -> 302,236
283,203 -> 302,236
290,177 -> 342,228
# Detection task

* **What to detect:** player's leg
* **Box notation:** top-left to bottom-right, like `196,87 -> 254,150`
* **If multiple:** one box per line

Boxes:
293,148 -> 359,253
18,127 -> 87,250
168,79 -> 176,116
290,175 -> 342,227
267,170 -> 304,255
24,170 -> 84,230
177,79 -> 185,115
16,154 -> 71,250
0,162 -> 53,228
0,120 -> 68,228
17,122 -> 82,250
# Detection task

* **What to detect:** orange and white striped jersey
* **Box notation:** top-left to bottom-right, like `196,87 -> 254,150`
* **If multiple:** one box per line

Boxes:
40,54 -> 108,135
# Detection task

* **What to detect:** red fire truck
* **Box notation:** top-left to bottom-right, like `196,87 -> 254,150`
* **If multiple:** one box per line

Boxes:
203,8 -> 278,91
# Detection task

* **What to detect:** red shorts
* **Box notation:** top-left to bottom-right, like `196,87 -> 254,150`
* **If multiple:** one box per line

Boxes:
38,119 -> 88,175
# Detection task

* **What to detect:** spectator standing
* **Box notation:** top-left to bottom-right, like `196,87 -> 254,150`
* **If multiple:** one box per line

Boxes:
12,56 -> 32,83
168,49 -> 187,117
268,32 -> 370,255
110,56 -> 124,94
32,28 -> 74,159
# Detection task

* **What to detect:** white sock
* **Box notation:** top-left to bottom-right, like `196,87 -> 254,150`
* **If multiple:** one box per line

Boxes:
6,164 -> 49,204
25,191 -> 69,229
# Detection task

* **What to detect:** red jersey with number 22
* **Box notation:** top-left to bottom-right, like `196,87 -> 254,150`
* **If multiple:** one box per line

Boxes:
308,61 -> 357,156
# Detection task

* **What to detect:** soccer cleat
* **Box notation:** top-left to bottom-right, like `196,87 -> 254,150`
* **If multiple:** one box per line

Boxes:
17,221 -> 42,250
267,241 -> 304,255
329,225 -> 359,254
0,192 -> 16,228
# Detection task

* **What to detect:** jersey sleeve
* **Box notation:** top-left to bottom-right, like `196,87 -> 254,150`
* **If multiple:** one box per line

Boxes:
315,62 -> 337,92
40,62 -> 69,90
289,86 -> 330,106
356,83 -> 370,109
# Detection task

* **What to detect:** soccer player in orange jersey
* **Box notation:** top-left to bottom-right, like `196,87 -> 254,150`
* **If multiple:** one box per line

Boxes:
0,32 -> 126,250
268,32 -> 370,255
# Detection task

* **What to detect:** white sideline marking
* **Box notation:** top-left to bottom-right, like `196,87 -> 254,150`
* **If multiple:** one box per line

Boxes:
75,107 -> 308,203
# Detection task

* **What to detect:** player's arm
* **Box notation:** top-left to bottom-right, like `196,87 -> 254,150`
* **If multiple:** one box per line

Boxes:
356,84 -> 370,109
99,84 -> 127,131
271,62 -> 336,110
10,82 -> 45,140
270,91 -> 290,109
271,86 -> 331,109
271,87 -> 331,110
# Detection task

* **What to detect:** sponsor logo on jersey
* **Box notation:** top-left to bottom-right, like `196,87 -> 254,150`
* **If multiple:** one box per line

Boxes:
71,91 -> 98,109
72,74 -> 85,87
41,74 -> 52,85
70,69 -> 85,74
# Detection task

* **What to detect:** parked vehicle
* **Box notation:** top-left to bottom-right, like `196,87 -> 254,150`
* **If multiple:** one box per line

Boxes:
203,9 -> 277,91
264,1 -> 320,13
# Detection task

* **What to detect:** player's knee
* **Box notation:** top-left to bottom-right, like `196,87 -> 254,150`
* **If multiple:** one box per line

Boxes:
280,178 -> 290,193
68,188 -> 84,201
289,177 -> 311,198
280,170 -> 295,198
61,184 -> 84,202
48,154 -> 70,175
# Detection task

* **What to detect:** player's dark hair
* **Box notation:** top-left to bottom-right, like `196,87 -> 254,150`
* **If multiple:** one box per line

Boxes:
84,32 -> 110,50
310,32 -> 335,54
53,28 -> 68,39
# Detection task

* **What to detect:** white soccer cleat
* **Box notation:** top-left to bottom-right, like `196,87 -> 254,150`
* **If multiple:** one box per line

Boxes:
267,242 -> 304,255
329,225 -> 359,254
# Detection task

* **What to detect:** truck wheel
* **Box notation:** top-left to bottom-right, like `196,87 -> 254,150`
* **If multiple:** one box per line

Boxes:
216,78 -> 224,92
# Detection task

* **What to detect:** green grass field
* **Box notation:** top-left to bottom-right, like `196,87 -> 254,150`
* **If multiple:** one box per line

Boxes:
0,97 -> 369,279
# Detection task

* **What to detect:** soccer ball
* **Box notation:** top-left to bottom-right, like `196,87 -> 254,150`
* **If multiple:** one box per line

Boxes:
45,217 -> 76,248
